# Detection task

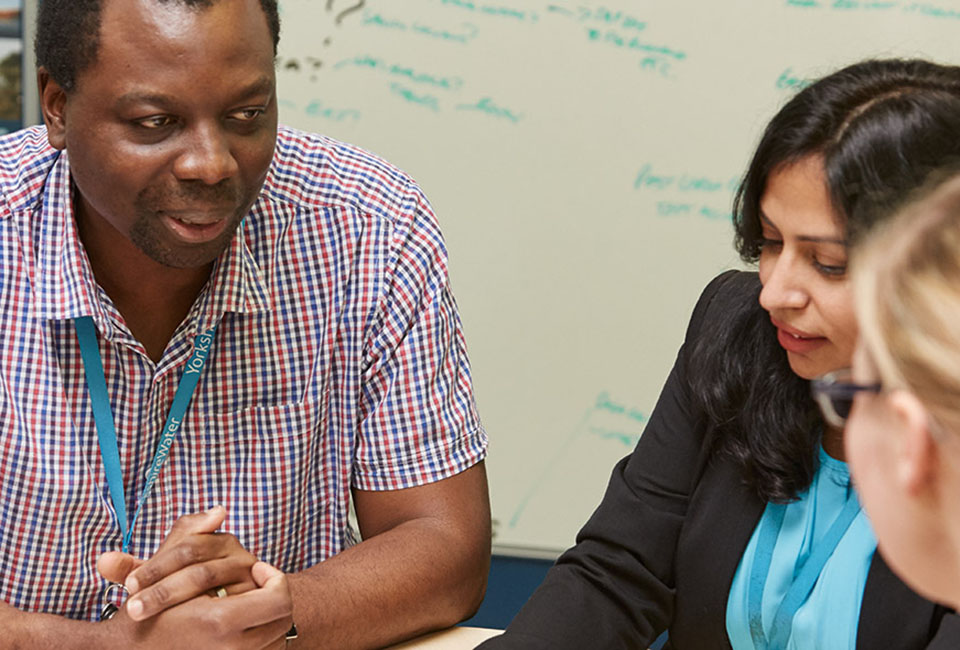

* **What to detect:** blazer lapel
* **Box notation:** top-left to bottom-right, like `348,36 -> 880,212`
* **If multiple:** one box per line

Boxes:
671,453 -> 764,649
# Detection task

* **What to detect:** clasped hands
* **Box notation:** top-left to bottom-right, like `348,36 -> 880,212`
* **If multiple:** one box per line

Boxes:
97,506 -> 294,649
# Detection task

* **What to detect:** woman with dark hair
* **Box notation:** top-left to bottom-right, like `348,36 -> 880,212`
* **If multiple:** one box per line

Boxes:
479,59 -> 960,650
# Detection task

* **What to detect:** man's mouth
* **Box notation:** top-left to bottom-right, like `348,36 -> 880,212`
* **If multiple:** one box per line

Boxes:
162,206 -> 233,224
161,211 -> 233,243
171,214 -> 224,226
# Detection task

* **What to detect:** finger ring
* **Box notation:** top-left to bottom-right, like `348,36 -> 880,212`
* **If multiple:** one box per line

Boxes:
100,582 -> 130,621
215,586 -> 228,599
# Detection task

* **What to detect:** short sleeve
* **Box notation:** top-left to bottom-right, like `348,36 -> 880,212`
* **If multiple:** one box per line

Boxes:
353,183 -> 487,490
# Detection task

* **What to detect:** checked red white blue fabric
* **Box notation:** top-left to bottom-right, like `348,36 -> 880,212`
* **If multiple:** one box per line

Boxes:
0,125 -> 487,620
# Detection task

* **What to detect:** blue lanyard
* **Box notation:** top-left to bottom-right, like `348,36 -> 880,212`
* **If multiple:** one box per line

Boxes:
747,493 -> 862,650
74,316 -> 217,554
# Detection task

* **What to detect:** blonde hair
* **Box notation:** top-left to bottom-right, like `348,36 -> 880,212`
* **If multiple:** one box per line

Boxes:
853,172 -> 960,437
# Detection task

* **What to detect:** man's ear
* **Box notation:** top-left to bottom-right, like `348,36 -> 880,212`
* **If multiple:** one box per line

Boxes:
37,67 -> 67,150
888,389 -> 939,497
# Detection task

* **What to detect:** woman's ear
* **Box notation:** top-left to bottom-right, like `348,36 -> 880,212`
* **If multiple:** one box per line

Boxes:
37,67 -> 67,150
888,389 -> 939,497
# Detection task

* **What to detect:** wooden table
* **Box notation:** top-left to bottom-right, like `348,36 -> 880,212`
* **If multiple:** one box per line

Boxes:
385,627 -> 502,649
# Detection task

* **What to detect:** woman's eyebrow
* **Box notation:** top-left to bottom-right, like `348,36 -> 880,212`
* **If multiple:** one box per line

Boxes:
759,213 -> 846,245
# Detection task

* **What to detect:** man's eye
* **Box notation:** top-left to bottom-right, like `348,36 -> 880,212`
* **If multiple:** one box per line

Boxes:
136,115 -> 175,129
231,108 -> 264,121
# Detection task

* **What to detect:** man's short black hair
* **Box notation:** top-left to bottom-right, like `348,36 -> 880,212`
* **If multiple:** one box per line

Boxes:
35,0 -> 281,92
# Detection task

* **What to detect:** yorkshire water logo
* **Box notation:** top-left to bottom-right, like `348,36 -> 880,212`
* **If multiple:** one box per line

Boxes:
184,329 -> 215,375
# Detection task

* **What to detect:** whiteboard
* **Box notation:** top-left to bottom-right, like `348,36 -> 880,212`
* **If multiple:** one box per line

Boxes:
275,0 -> 960,555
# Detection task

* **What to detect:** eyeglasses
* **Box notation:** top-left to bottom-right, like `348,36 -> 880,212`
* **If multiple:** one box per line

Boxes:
811,368 -> 882,427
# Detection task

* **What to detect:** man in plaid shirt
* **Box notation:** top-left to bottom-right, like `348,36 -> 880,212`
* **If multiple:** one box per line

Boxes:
0,0 -> 490,647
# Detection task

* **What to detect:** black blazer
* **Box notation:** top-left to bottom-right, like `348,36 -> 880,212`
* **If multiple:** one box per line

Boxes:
479,271 -> 960,649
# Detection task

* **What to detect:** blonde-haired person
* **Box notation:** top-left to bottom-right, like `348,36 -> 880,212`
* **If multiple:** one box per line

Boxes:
815,171 -> 960,612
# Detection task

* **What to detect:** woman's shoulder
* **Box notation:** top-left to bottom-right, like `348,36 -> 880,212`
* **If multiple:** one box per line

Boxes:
685,270 -> 762,343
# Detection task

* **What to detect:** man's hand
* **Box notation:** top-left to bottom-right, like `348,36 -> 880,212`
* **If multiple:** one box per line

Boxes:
99,506 -> 259,621
105,561 -> 293,650
0,562 -> 293,650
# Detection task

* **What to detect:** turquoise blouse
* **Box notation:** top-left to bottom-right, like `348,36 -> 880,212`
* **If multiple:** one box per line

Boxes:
726,447 -> 878,650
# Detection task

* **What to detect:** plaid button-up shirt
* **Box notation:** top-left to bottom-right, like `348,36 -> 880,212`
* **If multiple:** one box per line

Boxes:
0,125 -> 487,620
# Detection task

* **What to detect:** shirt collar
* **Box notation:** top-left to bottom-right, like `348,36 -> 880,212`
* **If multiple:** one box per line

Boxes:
29,150 -> 272,337
29,150 -> 106,327
191,213 -> 272,334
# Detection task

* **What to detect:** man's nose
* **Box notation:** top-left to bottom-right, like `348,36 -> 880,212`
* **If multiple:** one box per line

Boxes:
172,124 -> 239,185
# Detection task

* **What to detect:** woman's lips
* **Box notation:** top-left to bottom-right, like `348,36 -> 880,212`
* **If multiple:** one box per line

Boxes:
771,318 -> 828,354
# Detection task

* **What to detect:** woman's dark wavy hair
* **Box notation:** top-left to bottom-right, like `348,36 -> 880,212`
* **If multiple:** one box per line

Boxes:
693,59 -> 960,503
35,0 -> 281,93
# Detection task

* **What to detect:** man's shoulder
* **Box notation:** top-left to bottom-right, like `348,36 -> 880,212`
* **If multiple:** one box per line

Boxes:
0,126 -> 59,217
265,126 -> 425,223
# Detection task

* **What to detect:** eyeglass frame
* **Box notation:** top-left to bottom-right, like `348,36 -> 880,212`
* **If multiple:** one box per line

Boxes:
811,368 -> 882,428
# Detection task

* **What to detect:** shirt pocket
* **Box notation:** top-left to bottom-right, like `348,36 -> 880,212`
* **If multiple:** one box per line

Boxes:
186,399 -> 331,569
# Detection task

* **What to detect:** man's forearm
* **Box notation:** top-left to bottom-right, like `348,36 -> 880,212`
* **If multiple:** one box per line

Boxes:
0,600 -> 109,650
287,514 -> 489,650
